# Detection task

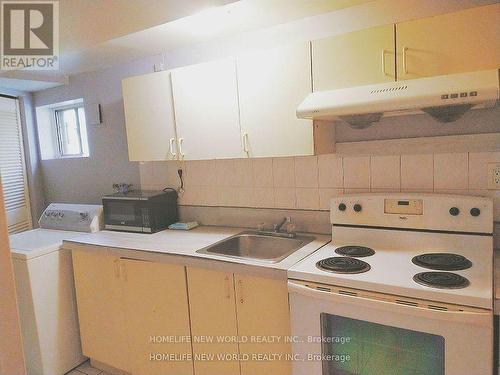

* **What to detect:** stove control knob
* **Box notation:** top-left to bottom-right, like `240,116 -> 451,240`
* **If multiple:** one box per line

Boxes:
470,208 -> 481,217
449,207 -> 460,216
338,203 -> 347,211
353,204 -> 362,212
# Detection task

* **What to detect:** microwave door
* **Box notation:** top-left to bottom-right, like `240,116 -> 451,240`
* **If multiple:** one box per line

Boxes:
103,200 -> 144,232
288,281 -> 492,375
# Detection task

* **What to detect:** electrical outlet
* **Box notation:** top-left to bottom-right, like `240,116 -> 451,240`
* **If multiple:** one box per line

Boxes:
488,163 -> 500,189
153,62 -> 164,72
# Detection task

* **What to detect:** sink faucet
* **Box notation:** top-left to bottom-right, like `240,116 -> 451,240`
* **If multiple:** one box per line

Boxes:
274,216 -> 291,233
256,217 -> 295,238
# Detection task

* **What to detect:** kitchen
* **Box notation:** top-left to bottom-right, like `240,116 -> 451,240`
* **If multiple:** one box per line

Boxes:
0,1 -> 499,375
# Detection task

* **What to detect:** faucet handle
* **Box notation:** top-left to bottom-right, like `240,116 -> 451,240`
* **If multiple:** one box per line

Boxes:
285,223 -> 296,234
257,222 -> 268,231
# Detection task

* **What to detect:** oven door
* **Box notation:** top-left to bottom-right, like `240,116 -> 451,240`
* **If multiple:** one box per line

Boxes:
102,198 -> 146,232
288,280 -> 492,375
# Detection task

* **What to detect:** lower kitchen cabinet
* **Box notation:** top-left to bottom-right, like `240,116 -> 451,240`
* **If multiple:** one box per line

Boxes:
187,267 -> 240,375
235,273 -> 292,375
187,267 -> 292,375
121,259 -> 193,375
73,249 -> 292,375
73,250 -> 192,375
72,249 -> 129,371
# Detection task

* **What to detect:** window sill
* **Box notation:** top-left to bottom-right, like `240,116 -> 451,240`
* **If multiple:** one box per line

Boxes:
41,154 -> 90,161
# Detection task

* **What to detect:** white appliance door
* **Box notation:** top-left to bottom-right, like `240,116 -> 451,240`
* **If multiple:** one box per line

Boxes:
289,281 -> 492,375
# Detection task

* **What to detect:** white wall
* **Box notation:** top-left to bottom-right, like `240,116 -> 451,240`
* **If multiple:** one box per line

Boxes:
33,55 -> 163,204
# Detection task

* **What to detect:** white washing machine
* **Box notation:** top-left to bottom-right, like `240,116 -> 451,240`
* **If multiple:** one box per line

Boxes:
9,203 -> 103,375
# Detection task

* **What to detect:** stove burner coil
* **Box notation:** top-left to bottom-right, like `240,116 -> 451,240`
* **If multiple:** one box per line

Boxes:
316,257 -> 370,274
412,253 -> 472,271
413,271 -> 470,289
335,246 -> 375,257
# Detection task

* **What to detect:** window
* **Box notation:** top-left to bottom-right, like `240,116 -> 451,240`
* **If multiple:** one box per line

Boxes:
35,99 -> 90,160
54,106 -> 89,157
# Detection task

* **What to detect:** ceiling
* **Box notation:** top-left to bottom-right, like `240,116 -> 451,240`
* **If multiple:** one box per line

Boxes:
0,0 -> 373,91
58,0 -> 239,52
5,0 -> 498,92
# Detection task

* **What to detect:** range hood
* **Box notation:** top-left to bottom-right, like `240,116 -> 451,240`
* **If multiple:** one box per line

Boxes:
297,70 -> 499,128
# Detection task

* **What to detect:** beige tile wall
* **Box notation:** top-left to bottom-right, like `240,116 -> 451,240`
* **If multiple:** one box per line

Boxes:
140,151 -> 500,219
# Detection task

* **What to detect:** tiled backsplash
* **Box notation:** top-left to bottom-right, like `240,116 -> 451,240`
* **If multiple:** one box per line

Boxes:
140,151 -> 500,217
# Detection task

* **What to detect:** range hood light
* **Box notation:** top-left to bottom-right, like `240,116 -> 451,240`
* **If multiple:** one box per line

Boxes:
338,113 -> 383,129
422,104 -> 474,123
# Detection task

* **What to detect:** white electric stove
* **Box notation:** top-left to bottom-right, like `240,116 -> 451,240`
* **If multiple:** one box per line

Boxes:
288,193 -> 494,375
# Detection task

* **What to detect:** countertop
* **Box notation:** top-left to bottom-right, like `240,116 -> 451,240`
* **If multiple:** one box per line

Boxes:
63,226 -> 331,279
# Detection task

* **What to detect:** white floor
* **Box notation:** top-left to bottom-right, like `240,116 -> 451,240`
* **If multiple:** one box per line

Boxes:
66,360 -> 112,375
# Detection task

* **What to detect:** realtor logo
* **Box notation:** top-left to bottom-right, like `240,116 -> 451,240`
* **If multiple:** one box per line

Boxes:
1,0 -> 59,70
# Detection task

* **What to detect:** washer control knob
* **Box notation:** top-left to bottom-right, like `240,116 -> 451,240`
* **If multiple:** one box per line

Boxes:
470,208 -> 481,217
353,204 -> 362,212
338,203 -> 347,211
449,207 -> 460,216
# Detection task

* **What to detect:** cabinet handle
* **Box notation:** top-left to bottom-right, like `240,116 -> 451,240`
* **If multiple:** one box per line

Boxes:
178,138 -> 185,159
169,138 -> 177,158
238,279 -> 244,304
224,275 -> 231,299
242,133 -> 249,154
381,49 -> 395,77
381,49 -> 387,76
113,260 -> 120,278
402,46 -> 408,75
120,263 -> 127,282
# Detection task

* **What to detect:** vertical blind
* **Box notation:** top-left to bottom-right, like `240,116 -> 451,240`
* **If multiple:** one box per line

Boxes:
0,96 -> 32,234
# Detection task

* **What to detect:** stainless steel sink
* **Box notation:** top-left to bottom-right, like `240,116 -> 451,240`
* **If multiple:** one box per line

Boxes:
196,231 -> 315,263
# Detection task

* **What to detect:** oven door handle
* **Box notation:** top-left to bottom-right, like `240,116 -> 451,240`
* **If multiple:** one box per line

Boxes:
288,281 -> 491,326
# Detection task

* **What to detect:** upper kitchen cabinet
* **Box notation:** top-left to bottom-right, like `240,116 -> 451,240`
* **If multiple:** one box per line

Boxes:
237,43 -> 313,157
312,24 -> 396,91
171,58 -> 244,160
122,70 -> 177,161
396,4 -> 500,80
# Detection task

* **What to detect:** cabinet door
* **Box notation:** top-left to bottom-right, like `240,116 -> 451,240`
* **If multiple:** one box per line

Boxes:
72,249 -> 129,371
121,259 -> 193,375
187,267 -> 240,375
171,58 -> 244,160
235,274 -> 292,375
122,70 -> 177,161
313,24 -> 395,91
396,4 -> 500,80
237,43 -> 313,158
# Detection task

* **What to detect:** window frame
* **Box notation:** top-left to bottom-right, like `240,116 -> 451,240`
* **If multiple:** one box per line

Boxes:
51,104 -> 88,158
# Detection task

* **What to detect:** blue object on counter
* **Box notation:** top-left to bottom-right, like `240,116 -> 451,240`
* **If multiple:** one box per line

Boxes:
168,221 -> 199,230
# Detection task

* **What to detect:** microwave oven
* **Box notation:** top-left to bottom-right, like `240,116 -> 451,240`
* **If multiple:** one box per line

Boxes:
102,190 -> 178,233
